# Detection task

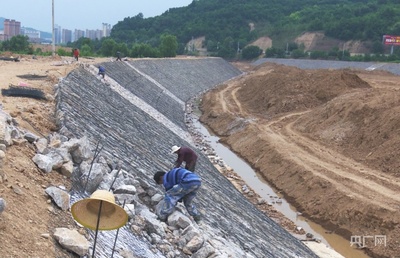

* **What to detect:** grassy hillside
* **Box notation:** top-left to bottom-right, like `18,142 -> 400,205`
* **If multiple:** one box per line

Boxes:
111,0 -> 400,56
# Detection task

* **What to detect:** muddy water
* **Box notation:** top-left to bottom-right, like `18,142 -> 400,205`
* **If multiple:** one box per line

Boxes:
194,121 -> 370,258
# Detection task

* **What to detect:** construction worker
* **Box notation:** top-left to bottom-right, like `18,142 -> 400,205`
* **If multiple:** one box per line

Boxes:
171,145 -> 198,172
154,168 -> 202,222
73,48 -> 79,61
98,66 -> 106,79
116,51 -> 122,61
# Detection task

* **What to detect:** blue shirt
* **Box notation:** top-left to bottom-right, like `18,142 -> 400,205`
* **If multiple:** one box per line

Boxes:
163,168 -> 201,191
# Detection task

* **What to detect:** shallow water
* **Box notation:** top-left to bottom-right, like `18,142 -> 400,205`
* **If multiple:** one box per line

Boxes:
194,120 -> 371,258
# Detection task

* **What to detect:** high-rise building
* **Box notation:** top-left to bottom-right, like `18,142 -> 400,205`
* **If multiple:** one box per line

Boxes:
0,20 -> 111,43
54,24 -> 62,44
102,23 -> 111,37
74,29 -> 85,42
3,19 -> 21,39
85,29 -> 103,41
62,29 -> 72,44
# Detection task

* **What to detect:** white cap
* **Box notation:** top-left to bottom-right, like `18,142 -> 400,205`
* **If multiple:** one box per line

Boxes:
171,145 -> 181,154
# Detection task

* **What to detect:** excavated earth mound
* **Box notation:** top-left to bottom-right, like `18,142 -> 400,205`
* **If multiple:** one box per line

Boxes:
237,64 -> 371,116
200,62 -> 400,258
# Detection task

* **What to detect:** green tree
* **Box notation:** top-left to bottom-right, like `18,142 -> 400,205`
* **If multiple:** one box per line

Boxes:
363,53 -> 372,62
106,0 -> 400,59
100,38 -> 117,56
291,49 -> 306,59
265,47 -> 285,58
159,34 -> 178,57
310,50 -> 328,59
176,42 -> 186,55
57,48 -> 69,56
70,37 -> 93,51
206,40 -> 219,52
2,35 -> 31,52
113,43 -> 129,58
91,38 -> 103,54
35,48 -> 43,55
371,41 -> 384,54
288,42 -> 299,51
328,47 -> 340,59
80,44 -> 93,56
218,37 -> 236,59
130,43 -> 159,58
241,45 -> 262,60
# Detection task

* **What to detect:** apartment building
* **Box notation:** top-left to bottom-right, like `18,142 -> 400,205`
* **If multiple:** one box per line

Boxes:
0,19 -> 21,40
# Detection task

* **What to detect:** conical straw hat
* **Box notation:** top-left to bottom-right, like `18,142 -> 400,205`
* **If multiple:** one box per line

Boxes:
71,190 -> 128,230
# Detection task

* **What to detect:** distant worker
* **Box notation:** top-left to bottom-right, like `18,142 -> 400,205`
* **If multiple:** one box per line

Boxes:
73,48 -> 79,61
98,66 -> 106,79
154,168 -> 202,222
116,51 -> 122,61
171,145 -> 198,172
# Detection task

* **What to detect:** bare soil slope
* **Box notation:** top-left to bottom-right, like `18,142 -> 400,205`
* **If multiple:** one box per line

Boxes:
0,56 -> 107,258
200,63 -> 400,258
247,37 -> 272,51
295,32 -> 371,54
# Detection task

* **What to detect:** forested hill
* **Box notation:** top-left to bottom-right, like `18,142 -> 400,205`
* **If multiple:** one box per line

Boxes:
111,0 -> 400,52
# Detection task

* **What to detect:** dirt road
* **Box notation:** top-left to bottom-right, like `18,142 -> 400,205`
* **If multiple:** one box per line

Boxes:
200,63 -> 400,258
266,113 -> 400,210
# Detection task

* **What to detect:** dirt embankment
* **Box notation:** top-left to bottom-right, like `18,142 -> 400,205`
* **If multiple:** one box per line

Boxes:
199,63 -> 400,258
0,56 -> 109,258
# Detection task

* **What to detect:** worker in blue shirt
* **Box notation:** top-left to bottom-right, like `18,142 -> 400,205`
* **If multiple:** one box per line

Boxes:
98,66 -> 106,79
154,168 -> 202,222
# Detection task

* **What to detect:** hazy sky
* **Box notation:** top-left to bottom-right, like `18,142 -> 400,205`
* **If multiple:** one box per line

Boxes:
0,0 -> 193,32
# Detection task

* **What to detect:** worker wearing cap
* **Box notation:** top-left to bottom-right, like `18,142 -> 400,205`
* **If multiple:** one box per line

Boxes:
171,145 -> 198,172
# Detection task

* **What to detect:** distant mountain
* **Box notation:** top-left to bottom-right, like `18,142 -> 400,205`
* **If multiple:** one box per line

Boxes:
39,31 -> 52,39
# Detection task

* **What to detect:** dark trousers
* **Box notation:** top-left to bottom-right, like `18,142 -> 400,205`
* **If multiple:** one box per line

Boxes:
185,160 -> 196,172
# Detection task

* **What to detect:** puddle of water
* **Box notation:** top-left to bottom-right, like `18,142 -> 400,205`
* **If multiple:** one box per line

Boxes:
194,120 -> 370,258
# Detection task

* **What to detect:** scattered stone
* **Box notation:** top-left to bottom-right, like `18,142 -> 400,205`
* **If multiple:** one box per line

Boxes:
53,228 -> 90,256
45,186 -> 70,211
306,233 -> 314,239
12,185 -> 24,195
0,198 -> 6,214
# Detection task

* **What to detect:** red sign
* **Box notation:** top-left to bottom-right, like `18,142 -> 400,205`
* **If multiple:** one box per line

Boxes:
383,35 -> 400,45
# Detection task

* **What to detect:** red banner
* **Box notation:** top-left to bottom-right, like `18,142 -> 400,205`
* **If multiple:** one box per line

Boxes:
383,35 -> 400,45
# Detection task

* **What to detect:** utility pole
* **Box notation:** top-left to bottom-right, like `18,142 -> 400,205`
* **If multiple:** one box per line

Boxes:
342,42 -> 345,59
52,0 -> 55,57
